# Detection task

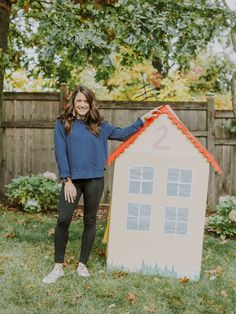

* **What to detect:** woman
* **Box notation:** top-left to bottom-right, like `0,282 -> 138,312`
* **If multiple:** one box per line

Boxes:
43,85 -> 158,284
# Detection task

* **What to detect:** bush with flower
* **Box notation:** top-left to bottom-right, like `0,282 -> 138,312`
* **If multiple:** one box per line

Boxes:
207,195 -> 236,238
5,172 -> 61,213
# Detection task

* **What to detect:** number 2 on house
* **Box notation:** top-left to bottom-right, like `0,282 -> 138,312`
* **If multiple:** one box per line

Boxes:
153,125 -> 170,151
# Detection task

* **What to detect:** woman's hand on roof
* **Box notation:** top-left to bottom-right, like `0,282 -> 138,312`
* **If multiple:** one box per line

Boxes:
140,107 -> 161,123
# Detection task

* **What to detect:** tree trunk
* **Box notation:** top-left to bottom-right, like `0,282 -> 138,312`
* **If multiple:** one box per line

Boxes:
230,29 -> 236,117
222,0 -> 236,117
0,0 -> 11,194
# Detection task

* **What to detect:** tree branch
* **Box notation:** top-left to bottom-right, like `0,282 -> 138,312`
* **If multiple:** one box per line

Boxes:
0,2 -> 10,12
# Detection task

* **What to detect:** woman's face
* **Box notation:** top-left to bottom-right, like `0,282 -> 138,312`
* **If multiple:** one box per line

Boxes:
74,92 -> 90,119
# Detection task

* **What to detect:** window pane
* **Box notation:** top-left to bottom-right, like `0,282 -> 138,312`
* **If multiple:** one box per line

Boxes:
130,167 -> 141,179
168,168 -> 180,182
128,203 -> 139,216
127,217 -> 138,230
142,182 -> 153,195
179,184 -> 191,197
167,183 -> 178,196
180,170 -> 192,183
177,208 -> 188,221
129,181 -> 140,194
164,221 -> 175,234
165,207 -> 176,220
140,204 -> 151,217
142,167 -> 154,180
176,222 -> 187,235
139,217 -> 150,231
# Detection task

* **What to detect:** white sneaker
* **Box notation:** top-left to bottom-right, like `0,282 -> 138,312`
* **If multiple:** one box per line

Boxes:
77,262 -> 90,277
42,267 -> 64,284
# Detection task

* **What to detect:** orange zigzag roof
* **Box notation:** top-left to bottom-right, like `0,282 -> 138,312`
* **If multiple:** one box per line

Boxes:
106,105 -> 222,174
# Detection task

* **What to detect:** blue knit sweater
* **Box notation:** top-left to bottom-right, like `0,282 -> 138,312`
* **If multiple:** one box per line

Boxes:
54,117 -> 144,179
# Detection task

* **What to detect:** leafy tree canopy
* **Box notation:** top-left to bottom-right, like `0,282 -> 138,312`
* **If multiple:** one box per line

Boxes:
6,0 -> 236,89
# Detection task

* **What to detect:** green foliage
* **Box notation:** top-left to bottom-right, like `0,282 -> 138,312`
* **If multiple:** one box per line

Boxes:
228,119 -> 236,135
208,195 -> 236,238
7,0 -> 236,88
5,174 -> 61,213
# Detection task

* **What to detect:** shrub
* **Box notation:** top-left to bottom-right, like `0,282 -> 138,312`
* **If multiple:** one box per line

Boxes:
5,172 -> 61,213
208,195 -> 236,238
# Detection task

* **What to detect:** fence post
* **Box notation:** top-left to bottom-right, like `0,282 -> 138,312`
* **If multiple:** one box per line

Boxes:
206,93 -> 216,210
0,92 -> 6,196
59,83 -> 68,113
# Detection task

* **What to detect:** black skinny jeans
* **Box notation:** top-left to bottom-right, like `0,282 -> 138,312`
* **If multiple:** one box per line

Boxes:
54,177 -> 104,265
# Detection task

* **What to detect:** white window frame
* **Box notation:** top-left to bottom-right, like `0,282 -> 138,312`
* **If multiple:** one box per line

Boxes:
128,165 -> 155,195
126,202 -> 152,231
166,167 -> 193,198
164,206 -> 189,236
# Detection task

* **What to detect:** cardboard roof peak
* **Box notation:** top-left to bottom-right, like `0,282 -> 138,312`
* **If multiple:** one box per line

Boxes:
106,105 -> 222,174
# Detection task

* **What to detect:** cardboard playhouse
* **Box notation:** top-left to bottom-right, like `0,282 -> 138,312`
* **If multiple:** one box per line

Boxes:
104,105 -> 222,280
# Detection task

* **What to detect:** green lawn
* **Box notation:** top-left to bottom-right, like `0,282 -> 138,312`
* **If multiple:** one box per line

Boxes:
0,208 -> 236,314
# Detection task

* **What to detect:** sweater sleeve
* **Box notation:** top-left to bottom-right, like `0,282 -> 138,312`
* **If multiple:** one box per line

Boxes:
54,119 -> 71,179
105,118 -> 144,141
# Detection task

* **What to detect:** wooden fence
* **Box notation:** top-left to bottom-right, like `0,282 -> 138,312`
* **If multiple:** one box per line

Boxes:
0,87 -> 235,209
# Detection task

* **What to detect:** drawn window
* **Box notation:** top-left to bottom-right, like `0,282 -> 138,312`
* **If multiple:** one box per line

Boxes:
166,168 -> 192,197
127,203 -> 151,231
164,207 -> 189,235
129,166 -> 154,195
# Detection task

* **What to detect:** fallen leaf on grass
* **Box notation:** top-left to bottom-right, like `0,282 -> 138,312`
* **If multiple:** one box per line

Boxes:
113,271 -> 128,278
48,228 -> 55,237
205,266 -> 223,277
96,248 -> 106,257
144,305 -> 157,312
127,292 -> 136,304
178,276 -> 190,284
103,292 -> 115,298
56,288 -> 62,292
202,255 -> 209,261
3,232 -> 16,238
97,214 -> 103,220
72,293 -> 84,303
108,304 -> 116,309
63,256 -> 75,266
220,290 -> 228,298
83,284 -> 91,290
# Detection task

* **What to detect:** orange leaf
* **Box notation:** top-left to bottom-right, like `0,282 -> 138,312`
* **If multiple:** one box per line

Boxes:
127,292 -> 136,304
113,271 -> 128,278
178,276 -> 190,284
3,232 -> 16,238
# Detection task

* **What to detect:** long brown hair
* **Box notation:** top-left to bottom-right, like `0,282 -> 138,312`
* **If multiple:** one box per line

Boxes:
58,85 -> 103,135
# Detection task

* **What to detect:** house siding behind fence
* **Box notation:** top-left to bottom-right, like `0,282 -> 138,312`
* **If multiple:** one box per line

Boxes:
0,91 -> 235,210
